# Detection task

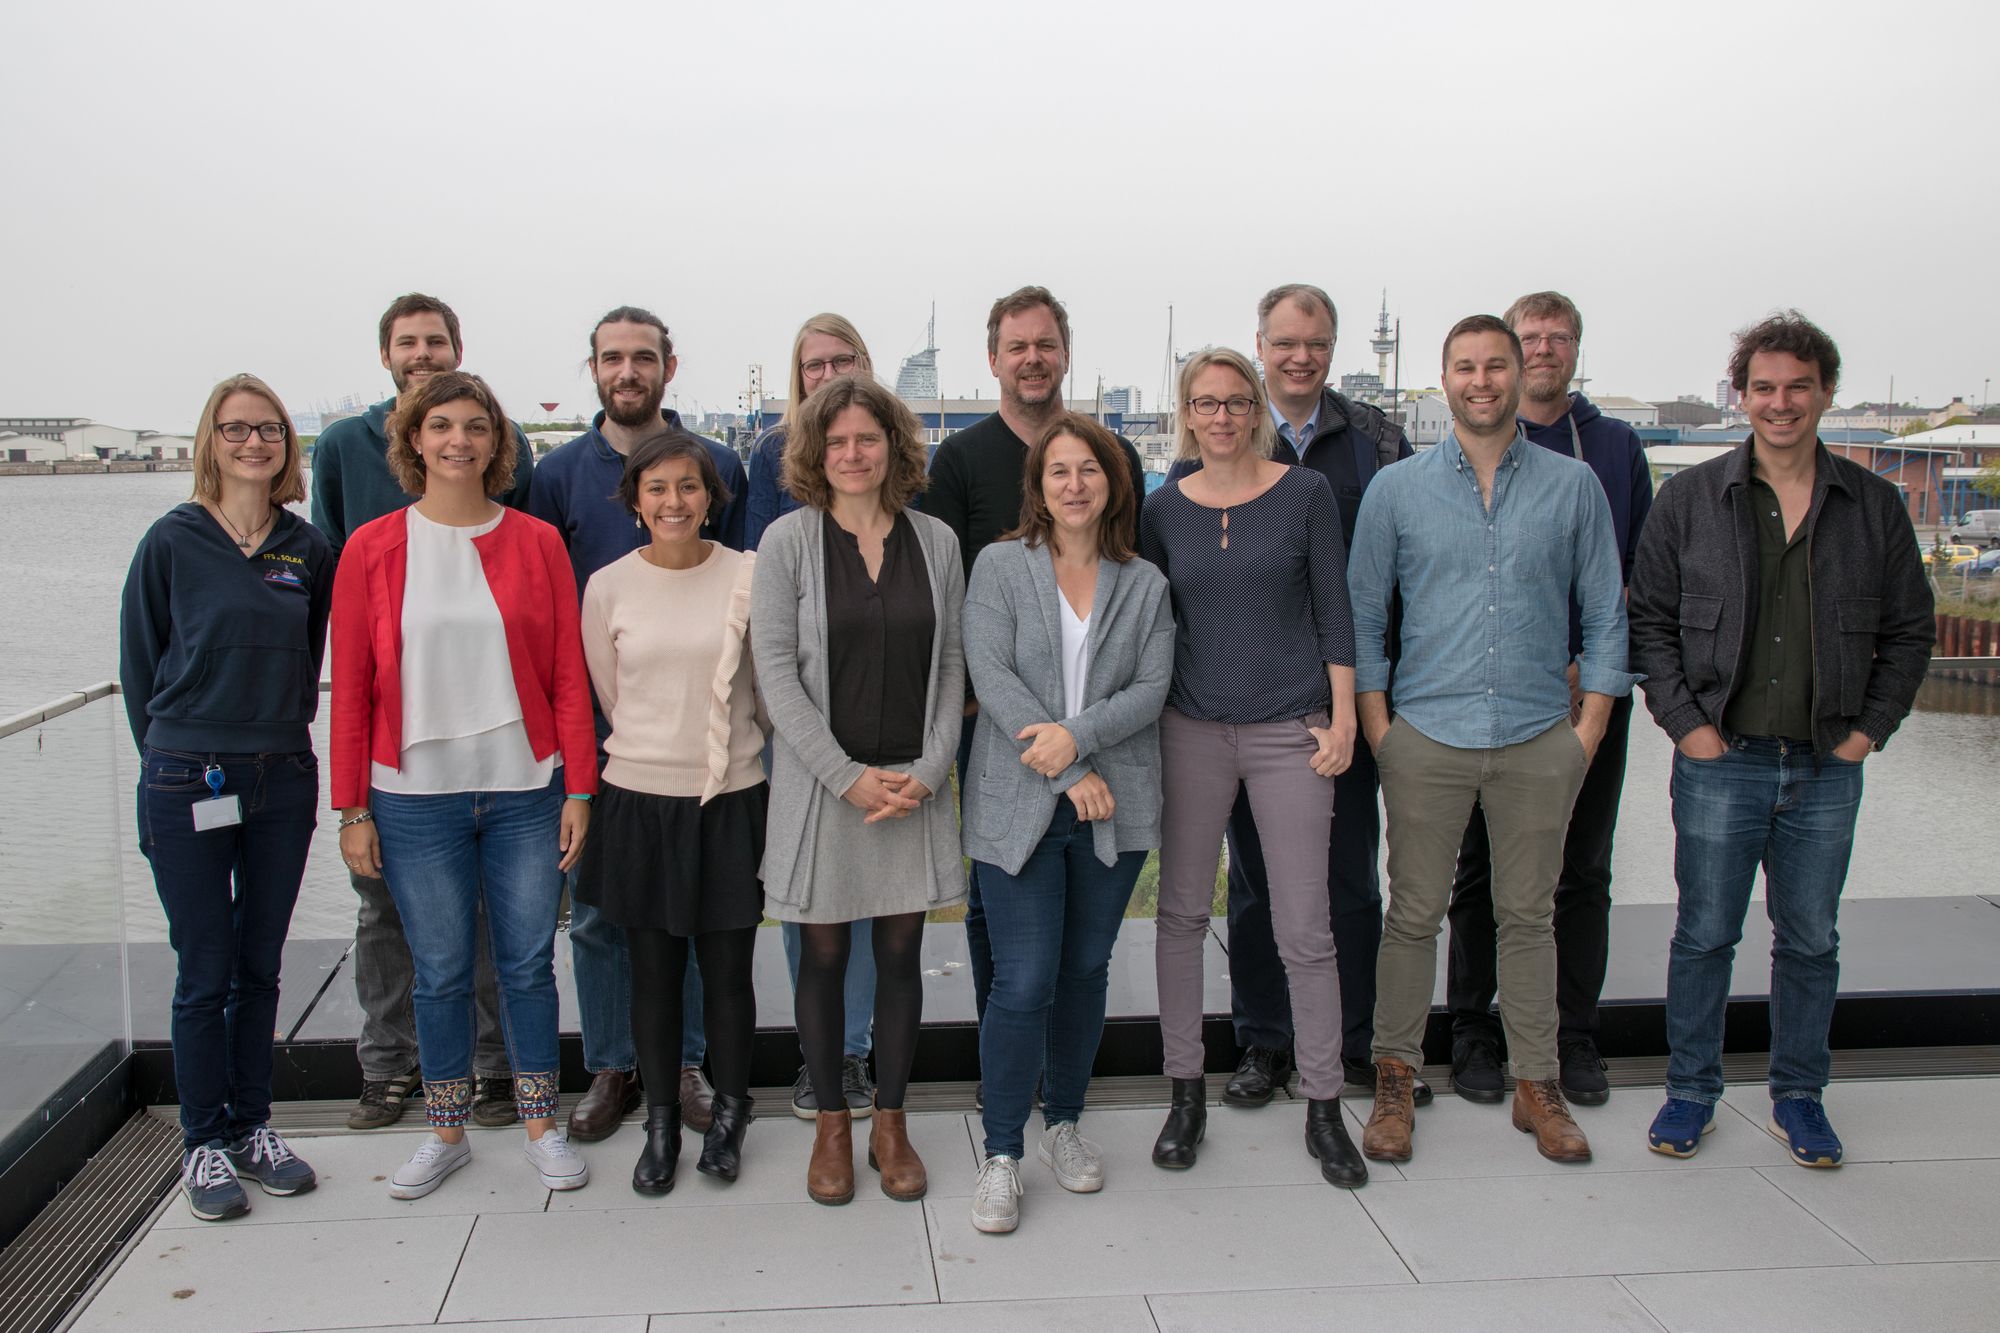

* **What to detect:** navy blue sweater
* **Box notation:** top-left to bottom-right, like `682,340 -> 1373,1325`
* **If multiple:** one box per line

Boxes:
119,504 -> 335,754
1522,393 -> 1654,658
308,396 -> 535,558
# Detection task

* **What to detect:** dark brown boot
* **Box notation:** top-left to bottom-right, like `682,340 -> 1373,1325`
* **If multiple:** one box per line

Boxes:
1513,1078 -> 1592,1163
1362,1058 -> 1416,1162
867,1107 -> 927,1201
807,1110 -> 854,1205
567,1070 -> 640,1142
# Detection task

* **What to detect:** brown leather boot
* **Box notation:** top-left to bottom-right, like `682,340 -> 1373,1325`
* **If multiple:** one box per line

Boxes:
807,1110 -> 854,1205
1513,1078 -> 1592,1163
867,1107 -> 927,1201
567,1070 -> 640,1142
1362,1058 -> 1417,1162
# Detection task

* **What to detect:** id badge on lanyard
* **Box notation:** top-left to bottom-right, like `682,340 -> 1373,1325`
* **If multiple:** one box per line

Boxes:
192,764 -> 243,831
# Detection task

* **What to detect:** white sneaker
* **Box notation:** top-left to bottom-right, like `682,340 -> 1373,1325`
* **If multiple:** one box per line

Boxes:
970,1155 -> 1022,1234
523,1127 -> 589,1190
1038,1121 -> 1105,1193
390,1133 -> 471,1199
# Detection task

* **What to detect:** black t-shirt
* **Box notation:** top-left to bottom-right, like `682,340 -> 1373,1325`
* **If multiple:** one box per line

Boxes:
823,511 -> 935,765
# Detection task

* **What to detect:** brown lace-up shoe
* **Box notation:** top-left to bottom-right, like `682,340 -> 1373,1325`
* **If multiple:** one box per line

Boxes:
679,1065 -> 715,1132
1513,1078 -> 1592,1162
867,1107 -> 928,1200
567,1070 -> 640,1142
808,1109 -> 855,1205
1362,1058 -> 1416,1162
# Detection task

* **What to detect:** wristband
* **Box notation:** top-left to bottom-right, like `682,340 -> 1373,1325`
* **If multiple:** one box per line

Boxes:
565,793 -> 592,802
338,810 -> 374,829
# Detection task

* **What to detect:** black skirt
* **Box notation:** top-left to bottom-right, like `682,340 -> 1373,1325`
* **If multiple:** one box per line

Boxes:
573,781 -> 768,935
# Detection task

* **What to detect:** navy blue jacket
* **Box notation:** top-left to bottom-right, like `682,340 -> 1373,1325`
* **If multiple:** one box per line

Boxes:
119,504 -> 335,754
1520,393 -> 1654,658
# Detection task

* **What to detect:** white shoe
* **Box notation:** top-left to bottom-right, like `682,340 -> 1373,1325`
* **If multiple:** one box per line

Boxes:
970,1155 -> 1022,1234
390,1133 -> 471,1199
523,1127 -> 589,1190
1038,1121 -> 1105,1193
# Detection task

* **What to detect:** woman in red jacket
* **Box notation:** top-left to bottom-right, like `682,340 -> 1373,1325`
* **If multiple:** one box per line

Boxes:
331,371 -> 597,1201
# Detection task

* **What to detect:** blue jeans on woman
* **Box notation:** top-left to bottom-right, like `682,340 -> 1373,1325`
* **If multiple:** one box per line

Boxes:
372,773 -> 567,1127
1665,737 -> 1864,1106
138,747 -> 318,1151
976,804 -> 1144,1160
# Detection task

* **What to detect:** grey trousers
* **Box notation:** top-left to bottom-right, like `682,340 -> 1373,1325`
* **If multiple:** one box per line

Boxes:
1156,709 -> 1344,1100
350,868 -> 510,1081
1372,718 -> 1587,1081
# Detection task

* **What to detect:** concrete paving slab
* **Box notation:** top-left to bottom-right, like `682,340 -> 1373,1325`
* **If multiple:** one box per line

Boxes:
926,1182 -> 1410,1302
1151,1275 -> 1662,1331
1619,1260 -> 2000,1332
302,1322 -> 646,1333
1355,1168 -> 1864,1282
1721,1076 -> 2000,1163
1757,1159 -> 2000,1263
648,1296 -> 1157,1330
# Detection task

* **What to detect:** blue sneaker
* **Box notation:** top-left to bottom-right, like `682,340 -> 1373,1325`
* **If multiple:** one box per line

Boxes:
224,1125 -> 318,1196
181,1143 -> 250,1221
1769,1097 -> 1843,1167
1647,1097 -> 1716,1157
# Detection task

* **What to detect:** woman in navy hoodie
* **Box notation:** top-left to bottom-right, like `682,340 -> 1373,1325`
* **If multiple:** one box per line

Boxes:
120,373 -> 334,1222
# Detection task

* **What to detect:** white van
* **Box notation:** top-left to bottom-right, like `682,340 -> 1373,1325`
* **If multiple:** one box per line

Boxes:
1951,510 -> 2000,547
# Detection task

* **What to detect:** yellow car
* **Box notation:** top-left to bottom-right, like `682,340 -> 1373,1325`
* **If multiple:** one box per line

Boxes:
1922,543 -> 1981,571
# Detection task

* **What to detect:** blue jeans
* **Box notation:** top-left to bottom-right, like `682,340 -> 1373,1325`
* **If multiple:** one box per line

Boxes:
372,774 -> 567,1126
1665,738 -> 1863,1106
139,748 -> 318,1150
976,805 -> 1143,1159
782,920 -> 875,1057
570,893 -> 706,1071
957,724 -> 992,1022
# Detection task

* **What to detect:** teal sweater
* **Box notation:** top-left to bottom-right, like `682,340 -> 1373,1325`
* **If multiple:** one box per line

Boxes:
308,396 -> 535,557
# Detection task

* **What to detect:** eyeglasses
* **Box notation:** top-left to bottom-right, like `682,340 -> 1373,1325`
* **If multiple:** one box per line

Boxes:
1264,338 -> 1333,357
1187,396 -> 1256,417
802,354 -> 860,377
217,422 -> 289,443
1519,333 -> 1578,351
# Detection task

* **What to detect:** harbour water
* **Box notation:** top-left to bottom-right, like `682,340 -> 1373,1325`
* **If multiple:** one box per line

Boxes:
1,471 -> 1995,948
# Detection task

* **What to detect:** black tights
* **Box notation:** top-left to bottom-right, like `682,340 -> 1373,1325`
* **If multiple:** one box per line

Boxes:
796,912 -> 925,1111
628,925 -> 758,1114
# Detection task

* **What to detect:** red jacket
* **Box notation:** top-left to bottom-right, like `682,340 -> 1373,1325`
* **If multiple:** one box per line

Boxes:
329,507 -> 599,809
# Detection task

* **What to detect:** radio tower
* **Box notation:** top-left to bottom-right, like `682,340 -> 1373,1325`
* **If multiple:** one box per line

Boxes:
1369,292 -> 1397,396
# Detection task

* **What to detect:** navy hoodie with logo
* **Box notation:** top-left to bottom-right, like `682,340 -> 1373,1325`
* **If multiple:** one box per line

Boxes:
1523,392 -> 1654,655
119,504 -> 335,755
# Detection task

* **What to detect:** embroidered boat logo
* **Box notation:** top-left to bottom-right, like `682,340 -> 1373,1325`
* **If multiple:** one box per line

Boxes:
263,567 -> 305,589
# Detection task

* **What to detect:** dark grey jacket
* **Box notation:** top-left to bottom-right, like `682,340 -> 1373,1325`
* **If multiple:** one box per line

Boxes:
1628,440 -> 1934,756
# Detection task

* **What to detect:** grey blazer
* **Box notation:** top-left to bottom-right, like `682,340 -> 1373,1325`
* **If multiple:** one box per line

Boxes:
750,507 -> 967,916
960,540 -> 1175,875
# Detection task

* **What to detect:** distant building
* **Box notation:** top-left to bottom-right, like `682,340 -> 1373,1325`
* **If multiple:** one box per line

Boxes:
1897,423 -> 2000,520
1714,379 -> 1741,411
1103,385 -> 1143,414
1821,402 -> 1934,434
0,431 -> 67,463
1338,371 -> 1385,401
1653,399 -> 1722,427
1591,396 -> 1660,428
1399,390 -> 1453,448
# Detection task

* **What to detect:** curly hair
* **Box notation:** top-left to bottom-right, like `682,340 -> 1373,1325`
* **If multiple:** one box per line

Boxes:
385,371 -> 518,498
780,377 -> 929,514
1729,310 -> 1840,394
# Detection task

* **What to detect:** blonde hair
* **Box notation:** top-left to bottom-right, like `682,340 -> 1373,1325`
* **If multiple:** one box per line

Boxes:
1173,347 -> 1275,463
191,374 -> 305,506
781,313 -> 874,434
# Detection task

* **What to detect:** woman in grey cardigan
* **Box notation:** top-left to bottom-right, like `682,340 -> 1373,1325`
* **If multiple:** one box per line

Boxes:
960,414 -> 1174,1235
751,377 -> 965,1209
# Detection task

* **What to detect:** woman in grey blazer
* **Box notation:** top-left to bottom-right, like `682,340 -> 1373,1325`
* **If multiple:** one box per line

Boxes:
750,377 -> 965,1209
959,414 -> 1174,1235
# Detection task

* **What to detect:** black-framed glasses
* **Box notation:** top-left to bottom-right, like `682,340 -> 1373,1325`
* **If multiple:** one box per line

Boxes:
1519,333 -> 1577,351
1187,396 -> 1256,417
802,354 -> 860,377
217,421 -> 289,443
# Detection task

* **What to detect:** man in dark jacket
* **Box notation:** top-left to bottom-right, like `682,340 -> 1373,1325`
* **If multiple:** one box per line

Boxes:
1166,284 -> 1419,1106
1444,292 -> 1653,1108
1628,311 -> 1932,1168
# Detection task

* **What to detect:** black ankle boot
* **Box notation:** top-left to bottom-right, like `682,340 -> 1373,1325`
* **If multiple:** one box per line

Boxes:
696,1091 -> 753,1182
1305,1097 -> 1368,1189
1152,1076 -> 1207,1169
631,1103 -> 682,1195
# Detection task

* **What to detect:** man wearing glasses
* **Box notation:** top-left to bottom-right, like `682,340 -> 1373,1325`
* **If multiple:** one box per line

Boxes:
309,292 -> 536,1134
1166,284 -> 1416,1111
1443,292 -> 1653,1109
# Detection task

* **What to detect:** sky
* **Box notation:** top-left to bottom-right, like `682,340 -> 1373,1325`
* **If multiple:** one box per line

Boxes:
4,0 -> 1995,433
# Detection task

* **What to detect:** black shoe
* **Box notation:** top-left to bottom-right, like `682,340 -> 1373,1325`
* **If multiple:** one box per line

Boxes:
1559,1039 -> 1610,1106
1345,1057 -> 1434,1107
1223,1047 -> 1293,1108
1451,1037 -> 1506,1104
1151,1076 -> 1207,1169
631,1104 -> 682,1195
470,1076 -> 519,1128
696,1091 -> 753,1182
790,1064 -> 817,1120
973,1080 -> 983,1111
841,1055 -> 875,1119
1304,1098 -> 1368,1189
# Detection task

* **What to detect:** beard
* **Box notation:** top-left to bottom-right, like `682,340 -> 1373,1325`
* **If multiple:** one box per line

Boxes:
597,376 -> 665,429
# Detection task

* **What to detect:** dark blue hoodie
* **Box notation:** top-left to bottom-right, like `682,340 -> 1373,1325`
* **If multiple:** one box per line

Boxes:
1522,392 -> 1654,656
119,504 -> 334,755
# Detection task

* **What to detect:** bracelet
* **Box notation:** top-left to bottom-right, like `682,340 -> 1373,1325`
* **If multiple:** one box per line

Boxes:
338,810 -> 374,829
565,793 -> 592,803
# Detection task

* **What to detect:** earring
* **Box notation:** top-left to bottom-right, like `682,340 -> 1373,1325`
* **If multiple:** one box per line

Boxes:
635,515 -> 644,529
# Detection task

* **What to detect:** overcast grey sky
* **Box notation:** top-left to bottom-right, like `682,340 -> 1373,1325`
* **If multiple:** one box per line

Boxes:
4,0 -> 1994,432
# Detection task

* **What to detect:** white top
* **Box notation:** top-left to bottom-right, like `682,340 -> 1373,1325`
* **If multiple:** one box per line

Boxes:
1059,593 -> 1091,723
372,508 -> 554,795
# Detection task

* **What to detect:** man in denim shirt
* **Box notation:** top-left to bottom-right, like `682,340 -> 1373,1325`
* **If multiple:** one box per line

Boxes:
1347,315 -> 1635,1166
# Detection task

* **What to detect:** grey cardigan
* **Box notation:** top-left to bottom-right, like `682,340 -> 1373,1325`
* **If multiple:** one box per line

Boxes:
750,507 -> 967,915
960,540 -> 1175,875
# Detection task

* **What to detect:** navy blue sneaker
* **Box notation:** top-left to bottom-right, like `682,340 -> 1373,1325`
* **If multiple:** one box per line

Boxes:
224,1125 -> 318,1196
1769,1098 -> 1844,1167
1647,1097 -> 1715,1157
181,1143 -> 250,1221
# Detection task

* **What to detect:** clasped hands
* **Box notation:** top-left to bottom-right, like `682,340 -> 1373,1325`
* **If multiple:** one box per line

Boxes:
1017,721 -> 1115,821
843,767 -> 932,823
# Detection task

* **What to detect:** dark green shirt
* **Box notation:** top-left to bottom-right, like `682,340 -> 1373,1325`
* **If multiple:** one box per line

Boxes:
1723,474 -> 1815,740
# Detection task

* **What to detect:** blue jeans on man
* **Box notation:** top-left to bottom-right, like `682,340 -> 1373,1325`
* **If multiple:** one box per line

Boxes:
975,804 -> 1144,1159
1664,737 -> 1863,1107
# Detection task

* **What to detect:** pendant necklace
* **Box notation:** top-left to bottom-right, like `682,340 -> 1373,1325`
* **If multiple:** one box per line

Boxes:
215,504 -> 272,552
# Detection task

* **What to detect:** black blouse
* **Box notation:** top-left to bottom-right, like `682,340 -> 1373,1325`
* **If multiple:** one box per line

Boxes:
823,511 -> 935,765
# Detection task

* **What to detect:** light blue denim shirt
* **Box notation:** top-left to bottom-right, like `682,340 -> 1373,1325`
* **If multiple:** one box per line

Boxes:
1272,399 -> 1322,461
1348,430 -> 1637,750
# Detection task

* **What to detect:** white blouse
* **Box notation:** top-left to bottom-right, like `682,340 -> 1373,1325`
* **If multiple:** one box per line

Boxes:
1059,593 -> 1091,722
